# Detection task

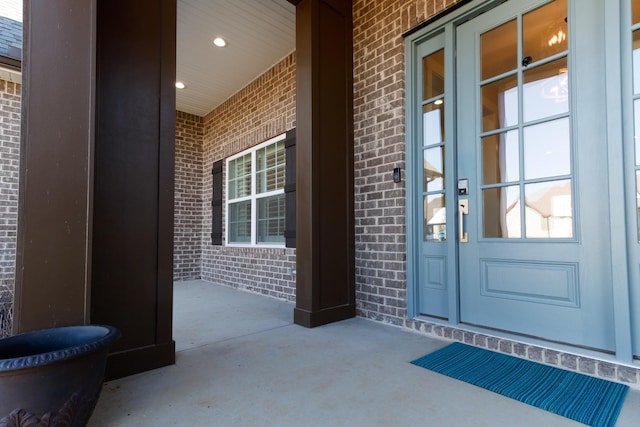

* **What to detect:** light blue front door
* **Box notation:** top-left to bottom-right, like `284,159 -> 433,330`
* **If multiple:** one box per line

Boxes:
455,0 -> 615,351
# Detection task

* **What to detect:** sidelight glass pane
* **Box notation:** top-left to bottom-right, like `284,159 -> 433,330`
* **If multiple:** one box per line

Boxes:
636,100 -> 640,166
229,201 -> 251,243
424,194 -> 446,241
637,172 -> 640,241
482,130 -> 519,184
523,0 -> 567,64
481,75 -> 518,132
423,49 -> 445,100
228,154 -> 251,199
424,147 -> 445,192
524,180 -> 573,238
481,19 -> 517,80
257,194 -> 285,244
523,58 -> 569,122
483,186 -> 521,238
256,140 -> 285,194
423,101 -> 445,146
634,31 -> 640,95
634,0 -> 640,25
524,118 -> 570,180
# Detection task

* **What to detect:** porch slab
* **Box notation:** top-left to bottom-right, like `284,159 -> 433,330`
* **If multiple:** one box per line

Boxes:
90,280 -> 640,426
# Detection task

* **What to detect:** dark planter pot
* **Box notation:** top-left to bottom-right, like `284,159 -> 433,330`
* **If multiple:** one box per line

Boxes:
0,325 -> 120,427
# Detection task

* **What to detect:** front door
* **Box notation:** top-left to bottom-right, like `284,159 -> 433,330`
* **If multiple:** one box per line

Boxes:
455,0 -> 614,350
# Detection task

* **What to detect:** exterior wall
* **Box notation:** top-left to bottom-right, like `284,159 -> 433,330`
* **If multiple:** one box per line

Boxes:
201,52 -> 297,302
353,0 -> 463,326
0,77 -> 20,337
174,111 -> 204,281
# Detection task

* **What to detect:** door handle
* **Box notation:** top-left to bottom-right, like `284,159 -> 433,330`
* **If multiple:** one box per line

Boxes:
459,199 -> 469,243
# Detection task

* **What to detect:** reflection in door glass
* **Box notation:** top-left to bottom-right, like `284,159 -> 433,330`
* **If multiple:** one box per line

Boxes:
523,58 -> 568,123
481,75 -> 518,132
481,19 -> 517,80
634,31 -> 640,96
522,0 -> 567,64
423,49 -> 445,100
482,131 -> 519,185
424,195 -> 446,241
423,102 -> 444,146
524,118 -> 571,180
524,180 -> 572,238
483,186 -> 521,238
637,172 -> 640,241
635,100 -> 640,166
424,147 -> 444,192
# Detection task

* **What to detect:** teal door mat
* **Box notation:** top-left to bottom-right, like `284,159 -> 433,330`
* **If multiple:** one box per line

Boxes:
411,342 -> 628,427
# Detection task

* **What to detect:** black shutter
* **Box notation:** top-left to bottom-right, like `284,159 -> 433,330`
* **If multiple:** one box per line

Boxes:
284,128 -> 296,248
211,160 -> 223,245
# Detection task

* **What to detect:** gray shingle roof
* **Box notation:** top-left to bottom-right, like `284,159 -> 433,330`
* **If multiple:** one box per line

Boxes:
0,16 -> 22,59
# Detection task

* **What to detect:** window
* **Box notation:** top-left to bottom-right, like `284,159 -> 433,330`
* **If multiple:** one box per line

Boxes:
226,133 -> 287,245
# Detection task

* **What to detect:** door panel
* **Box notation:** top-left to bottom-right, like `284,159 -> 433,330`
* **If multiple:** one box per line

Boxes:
456,0 -> 614,350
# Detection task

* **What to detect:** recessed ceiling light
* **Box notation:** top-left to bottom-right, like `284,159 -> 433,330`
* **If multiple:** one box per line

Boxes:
213,37 -> 227,48
175,81 -> 186,89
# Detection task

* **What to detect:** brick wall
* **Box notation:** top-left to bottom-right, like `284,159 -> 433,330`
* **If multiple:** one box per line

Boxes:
0,77 -> 20,337
352,0 -> 462,325
174,111 -> 204,281
201,52 -> 297,301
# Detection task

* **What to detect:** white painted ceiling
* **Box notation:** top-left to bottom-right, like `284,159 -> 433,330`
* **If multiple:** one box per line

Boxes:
176,0 -> 296,117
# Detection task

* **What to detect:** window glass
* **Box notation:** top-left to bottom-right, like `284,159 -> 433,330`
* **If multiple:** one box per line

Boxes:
256,140 -> 285,194
228,154 -> 251,199
226,134 -> 287,245
258,194 -> 286,244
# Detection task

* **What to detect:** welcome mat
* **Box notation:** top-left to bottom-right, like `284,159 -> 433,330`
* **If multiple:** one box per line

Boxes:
411,342 -> 629,427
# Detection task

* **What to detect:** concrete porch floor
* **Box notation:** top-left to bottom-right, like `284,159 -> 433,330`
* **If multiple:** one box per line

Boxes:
90,280 -> 640,426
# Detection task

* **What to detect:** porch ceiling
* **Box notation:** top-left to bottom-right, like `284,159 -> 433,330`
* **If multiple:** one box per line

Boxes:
176,0 -> 296,117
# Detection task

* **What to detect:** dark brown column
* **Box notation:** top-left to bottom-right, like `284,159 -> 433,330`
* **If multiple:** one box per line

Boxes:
294,0 -> 355,327
14,0 -> 96,332
92,0 -> 176,380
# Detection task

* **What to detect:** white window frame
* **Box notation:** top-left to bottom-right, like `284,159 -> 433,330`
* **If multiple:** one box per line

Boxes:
225,133 -> 287,247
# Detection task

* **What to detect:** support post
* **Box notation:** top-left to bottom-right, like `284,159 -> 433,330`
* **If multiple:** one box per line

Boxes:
294,0 -> 355,327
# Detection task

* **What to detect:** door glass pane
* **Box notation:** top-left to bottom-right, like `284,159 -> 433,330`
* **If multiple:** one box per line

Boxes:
423,49 -> 445,100
523,58 -> 569,122
424,147 -> 444,192
635,99 -> 640,166
634,0 -> 640,25
637,172 -> 640,241
481,19 -> 517,80
483,186 -> 521,238
523,0 -> 567,64
482,130 -> 519,184
423,101 -> 444,146
424,194 -> 446,241
481,74 -> 518,132
633,30 -> 640,95
524,118 -> 570,180
524,180 -> 572,238
229,201 -> 252,243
